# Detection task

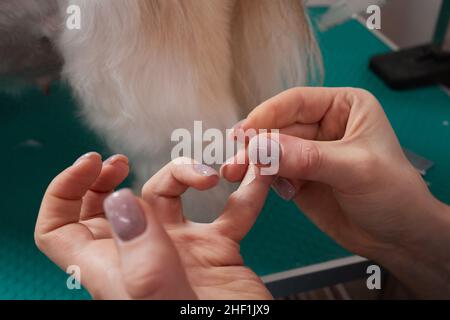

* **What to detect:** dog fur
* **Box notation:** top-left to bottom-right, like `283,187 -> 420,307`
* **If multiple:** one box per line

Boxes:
1,1 -> 321,221
57,0 -> 321,221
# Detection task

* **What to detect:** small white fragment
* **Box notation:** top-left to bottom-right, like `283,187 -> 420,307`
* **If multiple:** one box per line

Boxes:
443,120 -> 449,127
19,139 -> 43,148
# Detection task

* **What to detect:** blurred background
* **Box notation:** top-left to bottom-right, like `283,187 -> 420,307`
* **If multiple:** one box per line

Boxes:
311,0 -> 449,49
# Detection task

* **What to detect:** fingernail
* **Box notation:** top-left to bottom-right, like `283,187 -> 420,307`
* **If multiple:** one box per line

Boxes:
104,154 -> 128,166
192,164 -> 218,177
272,177 -> 296,201
248,136 -> 278,165
73,152 -> 100,166
104,189 -> 147,241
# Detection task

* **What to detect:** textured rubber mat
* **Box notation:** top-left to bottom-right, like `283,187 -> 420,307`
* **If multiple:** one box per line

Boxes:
0,8 -> 449,299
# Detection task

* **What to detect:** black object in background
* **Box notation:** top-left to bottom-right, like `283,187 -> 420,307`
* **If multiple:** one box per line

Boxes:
370,0 -> 450,90
370,45 -> 450,90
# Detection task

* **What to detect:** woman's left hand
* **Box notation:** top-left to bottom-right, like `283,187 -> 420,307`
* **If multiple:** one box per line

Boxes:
35,153 -> 273,300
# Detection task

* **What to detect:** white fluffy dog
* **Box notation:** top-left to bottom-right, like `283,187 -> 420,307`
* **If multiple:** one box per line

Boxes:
2,1 -> 321,221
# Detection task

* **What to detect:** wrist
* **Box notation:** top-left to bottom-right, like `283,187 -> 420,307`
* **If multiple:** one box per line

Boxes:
374,198 -> 450,298
402,198 -> 450,270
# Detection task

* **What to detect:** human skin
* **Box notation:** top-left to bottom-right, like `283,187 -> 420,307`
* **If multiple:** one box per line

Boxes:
35,87 -> 450,299
222,87 -> 450,298
35,153 -> 274,300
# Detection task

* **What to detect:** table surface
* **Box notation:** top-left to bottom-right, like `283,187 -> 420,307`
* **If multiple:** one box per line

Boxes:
0,8 -> 449,299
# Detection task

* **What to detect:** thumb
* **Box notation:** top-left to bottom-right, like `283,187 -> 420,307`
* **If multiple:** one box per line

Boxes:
103,189 -> 195,300
248,133 -> 366,190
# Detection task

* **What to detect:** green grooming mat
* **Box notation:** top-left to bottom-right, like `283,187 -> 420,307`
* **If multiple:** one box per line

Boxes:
1,8 -> 449,299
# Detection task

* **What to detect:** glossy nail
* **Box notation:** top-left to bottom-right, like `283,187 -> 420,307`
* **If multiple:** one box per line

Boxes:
193,164 -> 218,177
73,152 -> 100,166
104,189 -> 147,241
104,154 -> 128,166
272,177 -> 296,201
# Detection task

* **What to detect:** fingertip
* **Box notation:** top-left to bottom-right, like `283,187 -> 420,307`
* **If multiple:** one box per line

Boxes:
220,149 -> 249,182
103,154 -> 130,181
68,152 -> 103,179
110,159 -> 130,176
61,152 -> 102,181
220,163 -> 247,183
51,152 -> 103,197
89,161 -> 130,193
171,160 -> 220,190
104,189 -> 148,242
104,154 -> 129,166
72,152 -> 102,167
271,177 -> 297,201
192,176 -> 220,191
192,163 -> 218,177
191,164 -> 220,190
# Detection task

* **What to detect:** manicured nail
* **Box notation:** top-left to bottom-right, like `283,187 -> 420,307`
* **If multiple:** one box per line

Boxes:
104,189 -> 147,241
73,152 -> 100,166
248,136 -> 278,165
193,164 -> 218,177
104,154 -> 128,166
272,177 -> 296,201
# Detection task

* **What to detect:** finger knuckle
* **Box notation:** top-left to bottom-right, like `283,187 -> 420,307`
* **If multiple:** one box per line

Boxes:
34,230 -> 52,252
350,88 -> 378,102
296,141 -> 321,174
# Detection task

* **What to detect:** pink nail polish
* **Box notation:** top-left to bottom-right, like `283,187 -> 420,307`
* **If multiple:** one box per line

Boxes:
73,152 -> 100,166
104,189 -> 147,241
272,177 -> 296,201
104,154 -> 128,166
192,164 -> 218,177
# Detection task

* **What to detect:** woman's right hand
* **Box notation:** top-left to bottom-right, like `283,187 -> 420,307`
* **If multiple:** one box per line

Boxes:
222,87 -> 450,298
